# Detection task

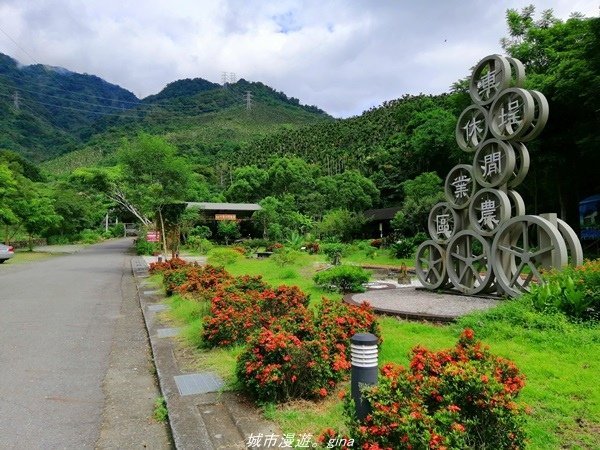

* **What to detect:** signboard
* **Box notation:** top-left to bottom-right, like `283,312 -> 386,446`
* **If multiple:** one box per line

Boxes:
146,231 -> 160,242
215,214 -> 237,221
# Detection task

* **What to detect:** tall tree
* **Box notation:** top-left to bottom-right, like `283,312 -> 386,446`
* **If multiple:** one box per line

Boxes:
117,134 -> 194,253
501,7 -> 600,225
0,163 -> 18,235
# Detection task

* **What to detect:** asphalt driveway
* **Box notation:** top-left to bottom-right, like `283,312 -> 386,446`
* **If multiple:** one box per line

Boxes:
0,238 -> 166,448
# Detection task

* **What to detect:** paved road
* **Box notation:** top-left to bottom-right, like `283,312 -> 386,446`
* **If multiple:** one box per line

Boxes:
0,238 -> 137,449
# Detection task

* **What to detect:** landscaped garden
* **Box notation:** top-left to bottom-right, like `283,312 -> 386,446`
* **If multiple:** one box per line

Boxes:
145,241 -> 600,449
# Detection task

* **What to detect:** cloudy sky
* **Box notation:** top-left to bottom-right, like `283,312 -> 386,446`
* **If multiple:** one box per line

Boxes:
0,0 -> 598,118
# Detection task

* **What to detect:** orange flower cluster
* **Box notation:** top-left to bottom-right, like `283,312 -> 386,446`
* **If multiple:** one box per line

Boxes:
332,329 -> 528,449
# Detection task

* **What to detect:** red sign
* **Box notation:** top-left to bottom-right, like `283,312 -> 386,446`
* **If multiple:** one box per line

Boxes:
146,231 -> 160,242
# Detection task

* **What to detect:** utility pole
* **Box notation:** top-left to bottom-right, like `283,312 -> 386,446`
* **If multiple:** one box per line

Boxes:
245,91 -> 253,110
13,91 -> 20,111
222,71 -> 229,88
222,72 -> 237,88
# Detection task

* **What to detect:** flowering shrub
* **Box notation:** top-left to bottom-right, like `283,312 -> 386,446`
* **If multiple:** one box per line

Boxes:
227,274 -> 268,293
315,298 -> 381,346
266,242 -> 284,252
231,246 -> 247,255
160,264 -> 232,297
237,298 -> 380,403
304,242 -> 320,254
527,259 -> 600,320
155,258 -> 381,403
148,257 -> 189,274
236,326 -> 323,402
202,284 -> 310,347
337,329 -> 528,449
162,267 -> 192,296
175,264 -> 233,296
202,289 -> 265,346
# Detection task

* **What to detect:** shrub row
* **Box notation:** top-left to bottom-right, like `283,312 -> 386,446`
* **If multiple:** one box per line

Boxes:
313,265 -> 370,293
237,298 -> 379,402
150,258 -> 380,403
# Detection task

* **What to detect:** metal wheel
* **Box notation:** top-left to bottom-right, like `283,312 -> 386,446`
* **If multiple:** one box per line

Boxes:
428,202 -> 461,243
473,139 -> 516,187
469,54 -> 511,106
506,189 -> 526,217
446,230 -> 494,295
508,142 -> 530,188
556,218 -> 584,266
519,90 -> 549,142
489,88 -> 535,141
468,188 -> 511,236
506,57 -> 526,87
456,106 -> 489,152
444,164 -> 476,209
492,215 -> 568,297
415,240 -> 447,289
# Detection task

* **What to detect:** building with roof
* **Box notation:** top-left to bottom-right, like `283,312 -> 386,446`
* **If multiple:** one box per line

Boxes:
363,206 -> 401,238
186,202 -> 261,222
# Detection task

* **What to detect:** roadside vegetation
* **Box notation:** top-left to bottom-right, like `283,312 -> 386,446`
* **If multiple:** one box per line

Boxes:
146,240 -> 600,449
2,7 -> 599,447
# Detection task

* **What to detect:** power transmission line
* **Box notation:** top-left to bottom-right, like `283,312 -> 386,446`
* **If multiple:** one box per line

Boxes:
0,75 -> 247,119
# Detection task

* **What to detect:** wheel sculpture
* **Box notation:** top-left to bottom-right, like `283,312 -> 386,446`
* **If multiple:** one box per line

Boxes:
556,218 -> 584,266
468,188 -> 511,237
415,53 -> 582,298
472,139 -> 516,187
444,164 -> 476,209
428,203 -> 461,244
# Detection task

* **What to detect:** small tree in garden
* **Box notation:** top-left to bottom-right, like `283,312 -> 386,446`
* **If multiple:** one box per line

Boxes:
317,209 -> 364,242
217,220 -> 241,245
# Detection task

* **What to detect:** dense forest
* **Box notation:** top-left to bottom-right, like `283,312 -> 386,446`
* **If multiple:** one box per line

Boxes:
1,8 -> 598,246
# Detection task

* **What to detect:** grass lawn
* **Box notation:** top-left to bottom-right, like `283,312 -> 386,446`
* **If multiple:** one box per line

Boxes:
159,250 -> 600,449
5,250 -> 57,265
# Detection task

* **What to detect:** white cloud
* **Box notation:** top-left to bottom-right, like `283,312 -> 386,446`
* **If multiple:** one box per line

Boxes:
0,0 -> 597,117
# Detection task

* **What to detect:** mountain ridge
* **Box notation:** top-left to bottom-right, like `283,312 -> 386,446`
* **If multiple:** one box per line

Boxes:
0,51 -> 331,163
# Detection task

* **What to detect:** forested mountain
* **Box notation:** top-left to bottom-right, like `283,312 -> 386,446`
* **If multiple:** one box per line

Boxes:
230,93 -> 470,206
1,8 -> 598,238
0,52 -> 330,164
0,52 -> 140,160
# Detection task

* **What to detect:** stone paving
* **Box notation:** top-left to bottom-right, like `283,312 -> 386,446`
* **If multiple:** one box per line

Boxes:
348,279 -> 501,321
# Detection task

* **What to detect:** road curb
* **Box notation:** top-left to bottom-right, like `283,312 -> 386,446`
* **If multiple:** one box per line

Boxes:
131,257 -> 279,449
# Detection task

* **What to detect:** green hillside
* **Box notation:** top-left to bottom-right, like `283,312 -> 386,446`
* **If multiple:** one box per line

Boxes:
41,78 -> 331,174
0,52 -> 140,160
